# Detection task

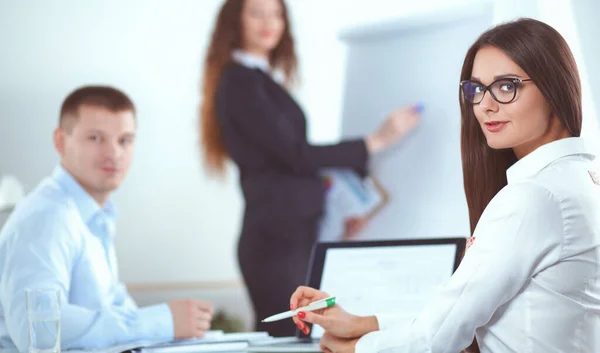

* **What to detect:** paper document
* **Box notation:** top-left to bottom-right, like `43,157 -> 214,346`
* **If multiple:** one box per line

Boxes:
139,341 -> 248,353
63,331 -> 268,353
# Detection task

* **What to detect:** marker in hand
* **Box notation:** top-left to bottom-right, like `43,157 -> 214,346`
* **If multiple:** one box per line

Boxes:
261,297 -> 337,323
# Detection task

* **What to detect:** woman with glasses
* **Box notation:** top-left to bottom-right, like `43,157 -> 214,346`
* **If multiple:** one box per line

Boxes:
199,0 -> 422,337
287,18 -> 600,353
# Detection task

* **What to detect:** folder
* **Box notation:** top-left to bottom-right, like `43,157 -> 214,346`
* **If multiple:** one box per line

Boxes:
318,168 -> 389,241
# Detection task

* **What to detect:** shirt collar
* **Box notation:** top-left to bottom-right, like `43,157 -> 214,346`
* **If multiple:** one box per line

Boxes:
52,165 -> 118,224
506,137 -> 595,184
232,49 -> 271,73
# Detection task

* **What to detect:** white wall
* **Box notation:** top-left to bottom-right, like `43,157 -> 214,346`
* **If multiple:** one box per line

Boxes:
0,0 -> 242,285
337,0 -> 600,241
338,2 -> 494,241
572,0 -> 600,153
1,0 -> 598,314
0,0 -> 491,287
493,0 -> 600,153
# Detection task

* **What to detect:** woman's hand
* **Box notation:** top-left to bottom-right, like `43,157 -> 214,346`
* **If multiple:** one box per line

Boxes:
290,286 -> 379,339
320,332 -> 359,353
366,103 -> 422,154
343,216 -> 368,240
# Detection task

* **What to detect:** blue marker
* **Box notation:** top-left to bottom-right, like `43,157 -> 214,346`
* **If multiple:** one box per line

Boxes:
415,102 -> 425,113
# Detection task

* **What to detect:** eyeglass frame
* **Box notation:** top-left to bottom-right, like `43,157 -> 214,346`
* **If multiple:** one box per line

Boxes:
460,77 -> 533,104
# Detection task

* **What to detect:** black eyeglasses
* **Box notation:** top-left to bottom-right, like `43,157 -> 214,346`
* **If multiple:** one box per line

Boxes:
460,78 -> 533,104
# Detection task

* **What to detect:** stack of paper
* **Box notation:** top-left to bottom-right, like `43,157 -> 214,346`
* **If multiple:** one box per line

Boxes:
139,332 -> 270,353
65,331 -> 272,353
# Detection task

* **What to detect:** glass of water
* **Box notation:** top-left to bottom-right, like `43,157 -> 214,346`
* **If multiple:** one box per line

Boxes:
26,289 -> 61,353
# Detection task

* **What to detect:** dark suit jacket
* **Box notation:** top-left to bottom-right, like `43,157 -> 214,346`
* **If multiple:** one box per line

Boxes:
216,63 -> 369,226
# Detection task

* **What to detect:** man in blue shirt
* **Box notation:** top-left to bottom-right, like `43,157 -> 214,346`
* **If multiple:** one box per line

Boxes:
0,86 -> 214,351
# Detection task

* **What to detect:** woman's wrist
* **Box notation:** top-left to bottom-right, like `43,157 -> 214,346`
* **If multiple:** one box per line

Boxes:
351,315 -> 380,338
365,134 -> 385,155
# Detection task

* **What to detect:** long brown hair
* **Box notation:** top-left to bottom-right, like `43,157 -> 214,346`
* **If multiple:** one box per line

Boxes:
459,17 -> 582,353
460,17 -> 582,233
200,0 -> 298,175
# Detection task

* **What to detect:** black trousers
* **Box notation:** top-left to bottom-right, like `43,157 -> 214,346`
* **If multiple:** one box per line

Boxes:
237,215 -> 320,337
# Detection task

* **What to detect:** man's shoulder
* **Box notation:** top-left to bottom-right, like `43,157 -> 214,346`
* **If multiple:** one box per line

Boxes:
3,177 -> 83,235
21,177 -> 75,211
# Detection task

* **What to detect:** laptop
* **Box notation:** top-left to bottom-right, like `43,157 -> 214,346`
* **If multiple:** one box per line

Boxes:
248,237 -> 467,352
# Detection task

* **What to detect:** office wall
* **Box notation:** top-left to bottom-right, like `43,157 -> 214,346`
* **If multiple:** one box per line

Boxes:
339,0 -> 600,241
0,0 -> 484,292
2,0 -> 597,326
0,0 -> 242,286
339,3 -> 494,240
572,0 -> 600,142
494,0 -> 600,153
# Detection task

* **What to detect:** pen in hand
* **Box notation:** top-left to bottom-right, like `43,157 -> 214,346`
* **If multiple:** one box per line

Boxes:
261,296 -> 337,323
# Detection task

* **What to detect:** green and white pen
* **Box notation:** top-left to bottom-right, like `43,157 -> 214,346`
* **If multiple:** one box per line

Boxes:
262,296 -> 337,323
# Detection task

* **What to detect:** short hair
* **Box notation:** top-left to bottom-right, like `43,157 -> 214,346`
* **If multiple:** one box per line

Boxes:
59,85 -> 136,131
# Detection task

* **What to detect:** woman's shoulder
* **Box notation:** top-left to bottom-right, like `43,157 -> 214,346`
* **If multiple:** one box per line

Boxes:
501,156 -> 593,205
495,179 -> 557,209
220,62 -> 266,86
491,159 -> 592,220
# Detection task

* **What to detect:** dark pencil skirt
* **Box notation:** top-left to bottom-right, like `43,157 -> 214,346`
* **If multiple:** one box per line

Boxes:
237,214 -> 320,337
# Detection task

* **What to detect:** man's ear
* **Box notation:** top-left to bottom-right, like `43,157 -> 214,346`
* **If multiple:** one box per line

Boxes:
53,128 -> 65,156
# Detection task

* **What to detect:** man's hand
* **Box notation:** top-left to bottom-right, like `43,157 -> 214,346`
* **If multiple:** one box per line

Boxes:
168,299 -> 213,339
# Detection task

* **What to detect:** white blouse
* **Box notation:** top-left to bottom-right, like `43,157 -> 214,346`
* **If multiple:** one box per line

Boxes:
356,137 -> 600,353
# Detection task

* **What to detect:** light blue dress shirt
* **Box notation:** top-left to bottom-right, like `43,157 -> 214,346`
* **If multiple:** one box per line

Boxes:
0,166 -> 173,352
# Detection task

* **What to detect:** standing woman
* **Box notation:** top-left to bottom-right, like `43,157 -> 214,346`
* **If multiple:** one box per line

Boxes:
200,0 -> 421,336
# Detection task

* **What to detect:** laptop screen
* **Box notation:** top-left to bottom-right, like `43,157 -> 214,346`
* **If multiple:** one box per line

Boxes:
305,239 -> 465,339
